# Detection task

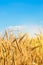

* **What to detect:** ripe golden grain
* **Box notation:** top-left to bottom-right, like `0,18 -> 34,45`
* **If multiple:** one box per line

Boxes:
0,29 -> 43,65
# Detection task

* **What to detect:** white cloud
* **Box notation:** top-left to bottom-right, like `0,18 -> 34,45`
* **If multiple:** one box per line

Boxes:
21,25 -> 43,37
5,25 -> 43,37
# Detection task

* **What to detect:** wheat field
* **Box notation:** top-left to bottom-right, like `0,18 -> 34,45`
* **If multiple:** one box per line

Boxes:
0,29 -> 43,65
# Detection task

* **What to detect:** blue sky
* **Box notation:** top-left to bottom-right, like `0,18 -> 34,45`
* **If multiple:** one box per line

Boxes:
0,0 -> 43,31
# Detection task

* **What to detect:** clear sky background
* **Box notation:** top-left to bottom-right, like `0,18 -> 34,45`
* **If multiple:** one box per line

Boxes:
0,0 -> 43,31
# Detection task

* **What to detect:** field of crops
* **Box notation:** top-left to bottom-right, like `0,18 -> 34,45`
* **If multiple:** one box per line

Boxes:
0,29 -> 43,65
